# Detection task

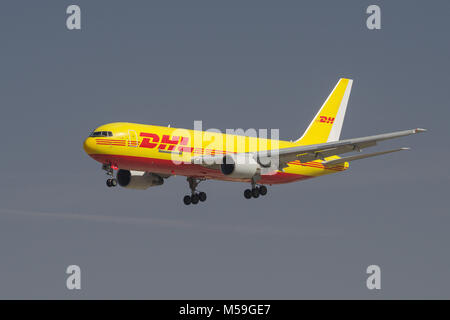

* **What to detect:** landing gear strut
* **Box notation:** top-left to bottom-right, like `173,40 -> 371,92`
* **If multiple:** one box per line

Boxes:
102,164 -> 117,188
183,177 -> 207,205
244,180 -> 268,199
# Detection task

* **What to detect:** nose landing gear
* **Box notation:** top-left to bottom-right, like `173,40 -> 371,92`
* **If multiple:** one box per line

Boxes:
183,177 -> 207,205
103,164 -> 118,188
106,178 -> 117,187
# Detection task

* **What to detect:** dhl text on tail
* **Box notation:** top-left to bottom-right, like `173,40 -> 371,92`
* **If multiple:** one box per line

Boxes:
83,78 -> 426,205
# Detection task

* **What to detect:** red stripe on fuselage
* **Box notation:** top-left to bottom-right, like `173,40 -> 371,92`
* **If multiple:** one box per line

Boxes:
88,153 -> 312,185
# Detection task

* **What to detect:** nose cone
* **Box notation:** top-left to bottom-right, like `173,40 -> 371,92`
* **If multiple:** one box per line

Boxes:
83,137 -> 96,155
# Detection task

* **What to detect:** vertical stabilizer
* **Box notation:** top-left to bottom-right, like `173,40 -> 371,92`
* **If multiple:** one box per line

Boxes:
295,78 -> 353,145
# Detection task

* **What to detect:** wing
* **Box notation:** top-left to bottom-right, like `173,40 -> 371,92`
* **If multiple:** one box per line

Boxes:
191,128 -> 426,171
258,128 -> 426,169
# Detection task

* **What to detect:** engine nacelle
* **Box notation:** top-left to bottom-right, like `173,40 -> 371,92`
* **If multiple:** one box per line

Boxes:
117,169 -> 164,190
220,154 -> 260,179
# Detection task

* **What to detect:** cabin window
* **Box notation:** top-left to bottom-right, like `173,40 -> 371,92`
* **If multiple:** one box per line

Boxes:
89,131 -> 113,137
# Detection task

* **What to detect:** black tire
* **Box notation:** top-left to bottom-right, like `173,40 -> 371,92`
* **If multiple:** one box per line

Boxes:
244,189 -> 252,199
106,179 -> 111,187
191,194 -> 199,204
111,179 -> 117,187
198,192 -> 207,202
252,188 -> 260,198
259,185 -> 267,196
183,195 -> 191,205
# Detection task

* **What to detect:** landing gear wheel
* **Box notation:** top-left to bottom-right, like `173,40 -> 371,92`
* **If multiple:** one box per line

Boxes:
258,185 -> 267,196
185,177 -> 206,205
191,194 -> 199,204
183,195 -> 192,205
103,164 -> 116,187
252,188 -> 260,198
244,189 -> 252,199
198,192 -> 207,202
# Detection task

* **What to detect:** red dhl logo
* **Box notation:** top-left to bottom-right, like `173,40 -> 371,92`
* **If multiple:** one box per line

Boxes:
317,116 -> 335,124
138,132 -> 190,152
137,132 -> 227,155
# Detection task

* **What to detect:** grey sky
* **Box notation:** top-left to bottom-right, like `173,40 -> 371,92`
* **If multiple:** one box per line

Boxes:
0,0 -> 448,298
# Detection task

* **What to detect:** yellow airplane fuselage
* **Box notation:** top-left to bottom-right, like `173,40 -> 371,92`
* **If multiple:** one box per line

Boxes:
83,122 -> 348,185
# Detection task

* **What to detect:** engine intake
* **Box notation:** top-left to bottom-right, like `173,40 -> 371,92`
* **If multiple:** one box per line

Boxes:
220,154 -> 260,179
117,169 -> 164,190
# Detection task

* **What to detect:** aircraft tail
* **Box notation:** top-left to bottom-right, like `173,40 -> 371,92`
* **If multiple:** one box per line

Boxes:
294,78 -> 353,145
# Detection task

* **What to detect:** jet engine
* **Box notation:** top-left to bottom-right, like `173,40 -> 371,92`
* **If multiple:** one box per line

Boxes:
117,169 -> 164,190
220,154 -> 260,179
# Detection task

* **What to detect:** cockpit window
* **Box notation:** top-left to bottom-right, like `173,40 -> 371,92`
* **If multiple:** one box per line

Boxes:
90,131 -> 113,137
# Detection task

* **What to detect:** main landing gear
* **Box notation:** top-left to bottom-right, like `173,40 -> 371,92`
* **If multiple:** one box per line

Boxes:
103,164 -> 117,188
244,182 -> 268,199
183,177 -> 207,205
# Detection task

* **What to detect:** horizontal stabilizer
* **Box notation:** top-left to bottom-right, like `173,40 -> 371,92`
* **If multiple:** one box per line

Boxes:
322,148 -> 410,166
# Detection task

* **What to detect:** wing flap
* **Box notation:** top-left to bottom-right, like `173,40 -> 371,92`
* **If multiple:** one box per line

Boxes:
322,148 -> 410,166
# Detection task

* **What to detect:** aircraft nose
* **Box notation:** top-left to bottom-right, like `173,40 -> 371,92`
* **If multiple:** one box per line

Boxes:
83,137 -> 96,154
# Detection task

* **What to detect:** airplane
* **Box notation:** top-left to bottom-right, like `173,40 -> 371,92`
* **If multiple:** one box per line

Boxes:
83,78 -> 426,205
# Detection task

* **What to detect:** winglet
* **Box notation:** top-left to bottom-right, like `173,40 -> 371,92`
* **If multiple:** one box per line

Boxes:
414,128 -> 427,133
